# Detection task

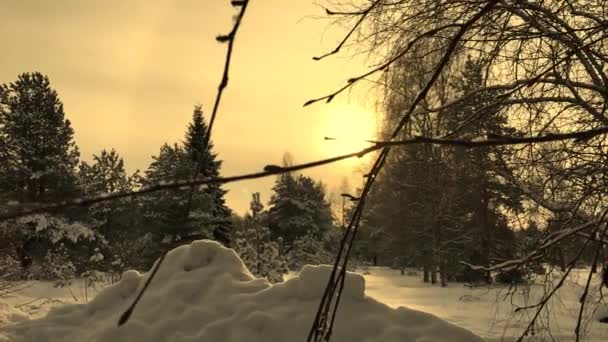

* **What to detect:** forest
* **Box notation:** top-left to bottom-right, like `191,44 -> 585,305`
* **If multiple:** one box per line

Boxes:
2,0 -> 608,341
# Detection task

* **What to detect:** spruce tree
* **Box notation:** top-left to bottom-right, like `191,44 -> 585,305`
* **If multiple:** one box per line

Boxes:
267,160 -> 333,247
446,57 -> 522,282
0,72 -> 80,203
183,105 -> 232,245
143,106 -> 232,248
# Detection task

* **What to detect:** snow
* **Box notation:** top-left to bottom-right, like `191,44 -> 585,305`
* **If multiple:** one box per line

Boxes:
16,214 -> 96,243
0,240 -> 482,342
362,267 -> 608,341
2,248 -> 608,341
0,300 -> 29,326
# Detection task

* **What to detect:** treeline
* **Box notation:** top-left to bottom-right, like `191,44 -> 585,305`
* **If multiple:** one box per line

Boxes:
351,57 -> 590,286
0,72 -> 232,281
0,72 -> 340,284
231,155 -> 339,283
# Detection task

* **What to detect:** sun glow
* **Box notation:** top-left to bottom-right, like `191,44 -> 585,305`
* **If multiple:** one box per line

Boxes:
319,104 -> 377,164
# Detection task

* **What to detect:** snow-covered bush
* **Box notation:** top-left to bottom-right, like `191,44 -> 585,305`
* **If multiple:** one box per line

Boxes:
285,231 -> 334,271
0,256 -> 26,298
234,225 -> 288,283
17,214 -> 96,244
43,244 -> 76,287
10,214 -> 108,280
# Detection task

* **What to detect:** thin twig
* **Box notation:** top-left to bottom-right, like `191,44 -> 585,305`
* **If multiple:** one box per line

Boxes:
308,2 -> 501,340
2,125 -> 607,222
117,0 -> 250,326
512,210 -> 608,341
313,1 -> 380,61
205,0 -> 250,148
574,212 -> 608,341
117,253 -> 166,326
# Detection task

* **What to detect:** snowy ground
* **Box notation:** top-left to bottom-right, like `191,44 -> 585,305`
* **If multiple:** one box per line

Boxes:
361,267 -> 608,341
1,246 -> 607,341
0,241 -> 481,342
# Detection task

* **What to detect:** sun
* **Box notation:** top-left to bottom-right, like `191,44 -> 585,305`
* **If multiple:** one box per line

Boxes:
319,103 -> 377,161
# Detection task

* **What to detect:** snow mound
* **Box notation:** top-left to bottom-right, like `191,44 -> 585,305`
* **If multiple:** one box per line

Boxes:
0,300 -> 29,326
0,299 -> 30,342
1,240 -> 484,341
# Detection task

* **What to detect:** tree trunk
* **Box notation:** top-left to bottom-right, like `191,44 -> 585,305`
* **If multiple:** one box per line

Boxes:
556,247 -> 566,272
440,256 -> 447,287
482,186 -> 492,283
475,148 -> 492,284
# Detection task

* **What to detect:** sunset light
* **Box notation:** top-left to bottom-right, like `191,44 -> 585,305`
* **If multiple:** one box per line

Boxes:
319,103 -> 377,162
2,1 -> 607,341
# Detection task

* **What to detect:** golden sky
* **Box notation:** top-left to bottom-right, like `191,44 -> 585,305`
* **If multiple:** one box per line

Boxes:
0,0 -> 378,214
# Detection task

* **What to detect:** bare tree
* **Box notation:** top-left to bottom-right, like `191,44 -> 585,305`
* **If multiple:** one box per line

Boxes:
305,0 -> 608,341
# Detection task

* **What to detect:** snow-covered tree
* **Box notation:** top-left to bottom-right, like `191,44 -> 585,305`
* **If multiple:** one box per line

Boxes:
285,231 -> 334,271
78,149 -> 149,273
0,72 -> 80,203
2,214 -> 103,279
78,149 -> 132,195
267,160 -> 333,247
0,73 -> 83,275
142,105 -> 232,250
183,105 -> 232,245
234,193 -> 288,283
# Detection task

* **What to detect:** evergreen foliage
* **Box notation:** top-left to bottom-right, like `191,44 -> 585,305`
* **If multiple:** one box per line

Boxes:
234,193 -> 288,283
0,72 -> 80,203
267,169 -> 333,247
0,73 -> 86,277
78,149 -> 149,273
359,57 -> 525,285
142,106 -> 232,249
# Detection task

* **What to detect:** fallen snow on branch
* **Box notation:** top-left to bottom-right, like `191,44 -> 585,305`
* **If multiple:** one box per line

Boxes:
1,240 -> 482,342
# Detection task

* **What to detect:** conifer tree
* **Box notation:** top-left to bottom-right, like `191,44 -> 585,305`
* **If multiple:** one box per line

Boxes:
0,72 -> 82,275
234,192 -> 288,283
143,105 -> 232,248
445,57 -> 522,282
0,72 -> 79,203
183,105 -> 232,245
79,149 -> 147,272
267,156 -> 333,247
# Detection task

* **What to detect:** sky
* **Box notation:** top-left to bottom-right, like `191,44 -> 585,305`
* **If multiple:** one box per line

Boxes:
0,0 -> 379,215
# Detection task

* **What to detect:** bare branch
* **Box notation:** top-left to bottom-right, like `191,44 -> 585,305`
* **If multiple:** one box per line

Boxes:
314,1 -> 381,61
206,0 -> 250,148
6,125 -> 607,222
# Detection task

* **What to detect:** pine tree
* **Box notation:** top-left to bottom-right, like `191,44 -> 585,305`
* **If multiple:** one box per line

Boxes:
0,72 -> 83,276
78,149 -> 148,273
0,72 -> 80,203
79,149 -> 131,195
234,193 -> 288,283
267,160 -> 333,247
445,57 -> 522,283
143,105 -> 232,249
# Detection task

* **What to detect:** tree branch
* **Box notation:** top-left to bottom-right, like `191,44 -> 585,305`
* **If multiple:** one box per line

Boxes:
314,1 -> 381,61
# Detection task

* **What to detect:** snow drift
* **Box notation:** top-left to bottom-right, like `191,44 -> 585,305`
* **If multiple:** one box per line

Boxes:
1,240 -> 483,341
0,300 -> 29,327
